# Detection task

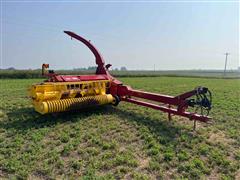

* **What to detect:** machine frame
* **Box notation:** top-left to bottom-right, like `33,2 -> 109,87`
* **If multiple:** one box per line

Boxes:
33,31 -> 212,129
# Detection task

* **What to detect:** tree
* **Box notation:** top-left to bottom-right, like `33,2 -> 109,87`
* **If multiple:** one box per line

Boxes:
120,66 -> 127,71
87,66 -> 97,70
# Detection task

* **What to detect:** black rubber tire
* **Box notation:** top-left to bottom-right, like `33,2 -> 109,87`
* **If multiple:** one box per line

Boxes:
112,95 -> 120,106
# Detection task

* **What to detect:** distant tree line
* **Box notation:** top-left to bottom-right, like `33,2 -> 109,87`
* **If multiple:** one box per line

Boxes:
73,66 -> 97,71
1,67 -> 239,79
0,66 -> 128,79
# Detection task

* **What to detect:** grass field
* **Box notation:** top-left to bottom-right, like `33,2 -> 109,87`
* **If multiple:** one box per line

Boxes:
0,77 -> 240,179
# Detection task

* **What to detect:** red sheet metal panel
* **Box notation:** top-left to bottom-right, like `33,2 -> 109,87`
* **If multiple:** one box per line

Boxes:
79,75 -> 109,81
53,75 -> 109,82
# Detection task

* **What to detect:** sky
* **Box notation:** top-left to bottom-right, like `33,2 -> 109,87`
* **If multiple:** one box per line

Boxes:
1,1 -> 239,70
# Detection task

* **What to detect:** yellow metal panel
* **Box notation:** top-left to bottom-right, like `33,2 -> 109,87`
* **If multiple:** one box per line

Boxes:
29,80 -> 112,114
29,80 -> 110,101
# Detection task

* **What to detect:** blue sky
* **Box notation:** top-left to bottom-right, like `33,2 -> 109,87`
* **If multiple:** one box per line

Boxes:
1,1 -> 239,70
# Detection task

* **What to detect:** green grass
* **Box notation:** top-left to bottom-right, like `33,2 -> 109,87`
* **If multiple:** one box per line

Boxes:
0,77 -> 239,179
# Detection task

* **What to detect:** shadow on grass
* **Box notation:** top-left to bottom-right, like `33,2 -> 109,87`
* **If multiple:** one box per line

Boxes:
1,105 -> 190,142
113,107 -> 185,143
0,106 -> 112,134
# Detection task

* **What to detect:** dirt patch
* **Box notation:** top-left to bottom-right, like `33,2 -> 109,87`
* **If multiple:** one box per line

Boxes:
235,169 -> 240,180
29,171 -> 51,180
208,130 -> 235,146
0,109 -> 8,121
163,168 -> 178,179
138,157 -> 150,169
0,169 -> 8,179
208,168 -> 220,180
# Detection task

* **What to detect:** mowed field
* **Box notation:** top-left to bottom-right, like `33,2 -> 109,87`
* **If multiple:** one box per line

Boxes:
0,77 -> 239,179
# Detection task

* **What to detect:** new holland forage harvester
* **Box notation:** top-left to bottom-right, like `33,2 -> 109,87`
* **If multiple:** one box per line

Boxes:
29,31 -> 212,129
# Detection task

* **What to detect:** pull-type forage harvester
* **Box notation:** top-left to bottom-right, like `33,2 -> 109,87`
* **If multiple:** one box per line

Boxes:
29,31 -> 212,128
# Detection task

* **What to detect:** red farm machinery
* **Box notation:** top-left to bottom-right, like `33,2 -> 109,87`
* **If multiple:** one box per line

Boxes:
29,31 -> 212,129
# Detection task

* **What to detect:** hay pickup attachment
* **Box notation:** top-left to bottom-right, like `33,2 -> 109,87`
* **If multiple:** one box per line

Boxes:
30,31 -> 212,128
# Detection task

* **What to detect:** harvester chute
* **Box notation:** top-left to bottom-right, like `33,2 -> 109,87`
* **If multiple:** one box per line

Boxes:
29,31 -> 212,129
